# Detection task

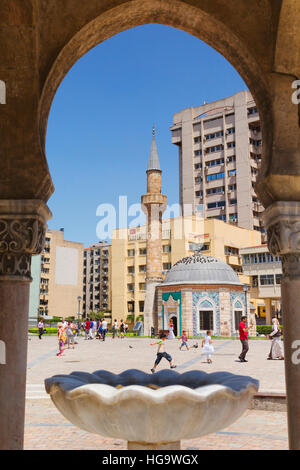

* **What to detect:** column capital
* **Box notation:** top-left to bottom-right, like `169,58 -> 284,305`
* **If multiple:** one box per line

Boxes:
0,200 -> 52,282
262,201 -> 300,278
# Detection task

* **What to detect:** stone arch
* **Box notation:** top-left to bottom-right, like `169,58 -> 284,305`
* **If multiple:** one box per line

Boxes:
38,0 -> 273,170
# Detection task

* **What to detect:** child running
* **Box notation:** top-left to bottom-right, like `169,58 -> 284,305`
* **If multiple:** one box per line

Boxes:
178,330 -> 190,350
56,323 -> 65,356
202,330 -> 214,363
150,333 -> 177,373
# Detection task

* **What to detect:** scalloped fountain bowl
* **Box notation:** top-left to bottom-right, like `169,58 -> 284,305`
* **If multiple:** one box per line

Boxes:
45,369 -> 259,450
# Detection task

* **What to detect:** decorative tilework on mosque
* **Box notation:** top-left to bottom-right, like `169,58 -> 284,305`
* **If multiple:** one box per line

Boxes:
192,291 -> 220,336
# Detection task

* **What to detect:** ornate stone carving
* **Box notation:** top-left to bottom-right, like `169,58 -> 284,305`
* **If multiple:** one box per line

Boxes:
262,202 -> 300,278
0,201 -> 51,281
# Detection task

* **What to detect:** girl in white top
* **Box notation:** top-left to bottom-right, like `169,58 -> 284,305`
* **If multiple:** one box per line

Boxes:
268,318 -> 284,360
202,330 -> 214,364
167,320 -> 175,340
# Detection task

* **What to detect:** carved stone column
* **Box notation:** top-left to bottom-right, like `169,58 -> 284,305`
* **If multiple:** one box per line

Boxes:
0,200 -> 51,450
262,201 -> 300,450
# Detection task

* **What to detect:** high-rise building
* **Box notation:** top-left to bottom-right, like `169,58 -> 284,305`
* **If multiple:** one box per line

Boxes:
170,90 -> 264,236
82,241 -> 111,318
39,229 -> 84,319
28,254 -> 42,326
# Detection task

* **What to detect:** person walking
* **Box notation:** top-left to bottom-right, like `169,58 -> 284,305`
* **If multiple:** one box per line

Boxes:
119,320 -> 125,339
38,319 -> 44,340
268,318 -> 284,360
202,330 -> 214,363
238,316 -> 252,363
66,322 -> 75,349
112,319 -> 118,339
102,319 -> 108,341
150,333 -> 177,373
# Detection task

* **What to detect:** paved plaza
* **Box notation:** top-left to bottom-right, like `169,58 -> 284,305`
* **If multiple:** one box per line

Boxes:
25,335 -> 288,450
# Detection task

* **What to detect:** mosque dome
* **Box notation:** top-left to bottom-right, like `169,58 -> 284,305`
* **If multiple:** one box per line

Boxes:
162,254 -> 242,286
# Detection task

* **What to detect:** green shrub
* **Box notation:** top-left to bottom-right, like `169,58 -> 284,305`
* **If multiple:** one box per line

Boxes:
256,325 -> 283,336
28,328 -> 57,334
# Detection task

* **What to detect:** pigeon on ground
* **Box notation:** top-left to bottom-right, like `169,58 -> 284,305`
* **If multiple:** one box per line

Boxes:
192,343 -> 199,349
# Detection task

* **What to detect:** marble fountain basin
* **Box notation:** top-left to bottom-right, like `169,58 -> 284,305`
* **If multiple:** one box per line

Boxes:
45,369 -> 259,450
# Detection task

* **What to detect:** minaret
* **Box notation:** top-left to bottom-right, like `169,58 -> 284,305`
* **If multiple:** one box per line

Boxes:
141,125 -> 167,336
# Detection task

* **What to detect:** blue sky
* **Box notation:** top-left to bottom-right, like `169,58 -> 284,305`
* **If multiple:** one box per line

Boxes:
46,24 -> 247,247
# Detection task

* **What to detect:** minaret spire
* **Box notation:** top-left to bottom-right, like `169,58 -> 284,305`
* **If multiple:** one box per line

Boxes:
141,126 -> 167,336
147,124 -> 161,172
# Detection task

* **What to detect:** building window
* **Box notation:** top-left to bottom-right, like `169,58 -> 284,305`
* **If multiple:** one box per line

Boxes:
194,150 -> 202,157
139,265 -> 146,273
206,158 -> 224,167
226,127 -> 235,135
195,190 -> 203,197
139,283 -> 145,291
252,275 -> 258,287
194,163 -> 202,170
205,130 -> 224,140
127,283 -> 134,292
195,176 -> 202,184
260,275 -> 275,286
276,274 -> 282,285
248,107 -> 258,115
207,201 -> 226,209
163,262 -> 172,270
228,169 -> 237,177
127,249 -> 135,257
194,136 -> 201,143
229,199 -> 237,205
199,311 -> 214,331
206,144 -> 223,154
128,301 -> 134,312
139,248 -> 147,255
207,172 -> 225,182
225,246 -> 239,256
128,266 -> 135,274
139,301 -> 144,313
207,187 -> 224,195
227,142 -> 236,149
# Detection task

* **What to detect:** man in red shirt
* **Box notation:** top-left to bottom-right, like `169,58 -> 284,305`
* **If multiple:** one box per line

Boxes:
84,318 -> 91,340
238,316 -> 251,362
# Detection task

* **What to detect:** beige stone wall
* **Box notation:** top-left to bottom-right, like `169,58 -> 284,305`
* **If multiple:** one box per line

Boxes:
41,229 -> 83,319
181,289 -> 193,336
219,289 -> 232,336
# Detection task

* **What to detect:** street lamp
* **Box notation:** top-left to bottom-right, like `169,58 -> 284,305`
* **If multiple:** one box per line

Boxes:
243,285 -> 249,316
77,296 -> 82,336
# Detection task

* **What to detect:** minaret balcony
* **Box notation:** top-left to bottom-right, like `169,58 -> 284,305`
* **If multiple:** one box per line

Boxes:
141,193 -> 167,206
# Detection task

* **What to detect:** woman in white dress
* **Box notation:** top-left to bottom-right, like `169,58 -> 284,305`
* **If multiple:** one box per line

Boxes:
167,319 -> 175,340
268,318 -> 284,360
202,330 -> 214,363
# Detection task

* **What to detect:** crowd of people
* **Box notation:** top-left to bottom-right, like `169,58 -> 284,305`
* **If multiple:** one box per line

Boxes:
38,314 -> 284,366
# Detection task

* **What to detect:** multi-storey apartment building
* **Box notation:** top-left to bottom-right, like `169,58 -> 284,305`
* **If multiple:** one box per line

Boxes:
39,229 -> 84,318
170,90 -> 264,236
111,216 -> 261,322
82,242 -> 111,318
240,245 -> 282,324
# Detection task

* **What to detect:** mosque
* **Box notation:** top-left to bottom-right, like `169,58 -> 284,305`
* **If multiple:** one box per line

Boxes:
142,127 -> 256,338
